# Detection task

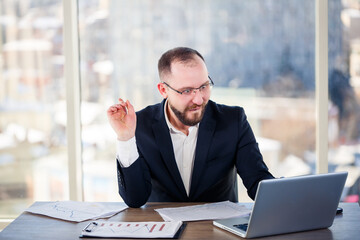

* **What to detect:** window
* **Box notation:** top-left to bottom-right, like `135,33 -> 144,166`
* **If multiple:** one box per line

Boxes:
0,0 -> 67,219
328,0 -> 360,203
1,0 -> 357,223
78,0 -> 316,202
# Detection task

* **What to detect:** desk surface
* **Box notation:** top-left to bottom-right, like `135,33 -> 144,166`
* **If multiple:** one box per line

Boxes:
0,202 -> 359,240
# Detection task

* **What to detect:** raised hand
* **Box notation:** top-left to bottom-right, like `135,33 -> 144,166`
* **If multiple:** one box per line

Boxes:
107,98 -> 137,141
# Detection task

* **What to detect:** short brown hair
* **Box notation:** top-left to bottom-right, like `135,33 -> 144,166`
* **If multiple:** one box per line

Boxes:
158,47 -> 205,80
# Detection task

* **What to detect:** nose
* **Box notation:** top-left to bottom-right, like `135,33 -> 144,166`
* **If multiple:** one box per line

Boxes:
191,89 -> 204,105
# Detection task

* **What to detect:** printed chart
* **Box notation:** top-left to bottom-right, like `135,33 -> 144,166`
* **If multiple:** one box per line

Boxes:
155,201 -> 251,221
81,221 -> 183,238
26,201 -> 128,222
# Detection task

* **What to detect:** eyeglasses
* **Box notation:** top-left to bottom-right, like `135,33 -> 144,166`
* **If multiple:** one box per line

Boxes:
162,76 -> 214,96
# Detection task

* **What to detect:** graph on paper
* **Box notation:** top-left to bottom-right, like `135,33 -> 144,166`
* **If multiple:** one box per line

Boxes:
81,221 -> 183,238
25,201 -> 128,222
155,201 -> 251,221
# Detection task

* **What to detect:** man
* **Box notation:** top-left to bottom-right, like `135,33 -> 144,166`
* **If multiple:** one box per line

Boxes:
107,47 -> 274,208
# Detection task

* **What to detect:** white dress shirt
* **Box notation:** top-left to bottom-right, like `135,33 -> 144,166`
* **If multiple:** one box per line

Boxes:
117,101 -> 198,196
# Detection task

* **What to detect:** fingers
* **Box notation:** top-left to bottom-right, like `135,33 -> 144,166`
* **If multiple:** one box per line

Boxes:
107,99 -> 126,116
117,98 -> 128,112
107,98 -> 136,140
117,99 -> 135,114
118,98 -> 126,105
107,104 -> 125,114
125,100 -> 135,115
107,98 -> 136,117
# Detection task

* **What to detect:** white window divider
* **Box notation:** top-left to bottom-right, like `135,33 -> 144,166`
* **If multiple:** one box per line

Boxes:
315,0 -> 329,174
63,0 -> 84,201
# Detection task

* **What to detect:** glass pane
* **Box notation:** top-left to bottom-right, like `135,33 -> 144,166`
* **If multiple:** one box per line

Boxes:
0,0 -> 67,218
78,0 -> 316,202
328,0 -> 360,203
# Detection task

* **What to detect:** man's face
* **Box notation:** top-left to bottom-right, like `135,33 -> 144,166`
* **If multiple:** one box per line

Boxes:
168,96 -> 207,126
160,56 -> 211,127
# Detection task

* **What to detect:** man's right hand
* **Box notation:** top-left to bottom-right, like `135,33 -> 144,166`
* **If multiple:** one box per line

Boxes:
107,98 -> 137,141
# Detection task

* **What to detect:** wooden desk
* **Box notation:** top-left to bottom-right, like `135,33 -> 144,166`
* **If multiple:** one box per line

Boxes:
0,202 -> 359,240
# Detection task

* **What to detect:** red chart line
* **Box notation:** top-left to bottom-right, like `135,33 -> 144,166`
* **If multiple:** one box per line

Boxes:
149,224 -> 157,233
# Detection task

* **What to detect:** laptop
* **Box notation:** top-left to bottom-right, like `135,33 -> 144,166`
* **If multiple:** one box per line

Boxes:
213,172 -> 348,238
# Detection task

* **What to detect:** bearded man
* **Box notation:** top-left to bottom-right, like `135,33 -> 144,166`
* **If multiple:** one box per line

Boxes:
107,47 -> 274,208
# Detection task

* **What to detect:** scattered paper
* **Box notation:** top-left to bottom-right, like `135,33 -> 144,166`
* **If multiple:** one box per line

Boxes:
26,201 -> 128,222
80,220 -> 184,238
155,201 -> 251,222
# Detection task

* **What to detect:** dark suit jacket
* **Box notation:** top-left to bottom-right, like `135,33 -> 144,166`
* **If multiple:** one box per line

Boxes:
117,100 -> 274,207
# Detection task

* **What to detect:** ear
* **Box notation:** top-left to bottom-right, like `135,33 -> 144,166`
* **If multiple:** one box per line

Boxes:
157,82 -> 168,99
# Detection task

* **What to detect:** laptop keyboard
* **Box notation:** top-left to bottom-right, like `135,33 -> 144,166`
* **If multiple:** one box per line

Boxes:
233,223 -> 248,232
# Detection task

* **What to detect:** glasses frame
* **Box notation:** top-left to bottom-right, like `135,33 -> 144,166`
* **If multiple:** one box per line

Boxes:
162,76 -> 214,95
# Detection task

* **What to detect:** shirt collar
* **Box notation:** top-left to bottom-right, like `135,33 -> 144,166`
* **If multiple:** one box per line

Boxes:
164,100 -> 199,134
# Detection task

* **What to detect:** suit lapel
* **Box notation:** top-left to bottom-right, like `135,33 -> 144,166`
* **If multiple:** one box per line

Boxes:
152,101 -> 188,197
189,104 -> 216,199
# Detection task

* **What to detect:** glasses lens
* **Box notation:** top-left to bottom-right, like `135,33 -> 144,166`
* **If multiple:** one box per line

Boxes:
182,89 -> 192,95
164,79 -> 213,96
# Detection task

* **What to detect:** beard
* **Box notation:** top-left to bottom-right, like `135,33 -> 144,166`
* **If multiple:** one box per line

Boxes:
168,101 -> 208,126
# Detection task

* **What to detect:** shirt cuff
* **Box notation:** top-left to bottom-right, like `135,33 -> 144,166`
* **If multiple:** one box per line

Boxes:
116,136 -> 139,168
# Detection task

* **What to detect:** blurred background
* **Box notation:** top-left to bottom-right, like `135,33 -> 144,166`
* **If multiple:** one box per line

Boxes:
1,0 -> 360,218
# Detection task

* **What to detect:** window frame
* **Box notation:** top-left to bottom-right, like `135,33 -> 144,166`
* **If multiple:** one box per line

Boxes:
315,0 -> 329,174
63,0 -> 84,202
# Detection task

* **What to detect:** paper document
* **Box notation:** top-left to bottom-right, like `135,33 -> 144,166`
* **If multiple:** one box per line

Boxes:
155,201 -> 251,222
80,220 -> 184,238
26,201 -> 128,222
